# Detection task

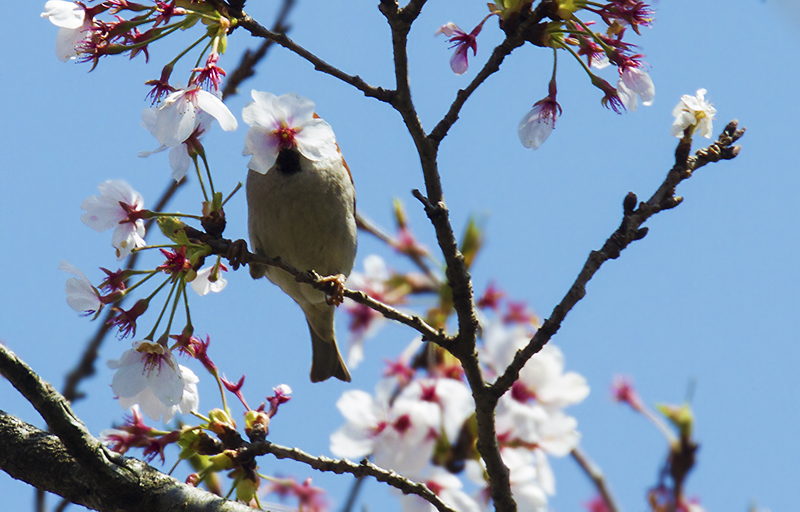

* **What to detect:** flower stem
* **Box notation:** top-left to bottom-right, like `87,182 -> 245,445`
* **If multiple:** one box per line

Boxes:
221,182 -> 242,207
199,151 -> 216,197
193,156 -> 209,202
144,277 -> 179,341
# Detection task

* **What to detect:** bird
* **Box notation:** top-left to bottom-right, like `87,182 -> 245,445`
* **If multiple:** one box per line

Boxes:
243,91 -> 357,383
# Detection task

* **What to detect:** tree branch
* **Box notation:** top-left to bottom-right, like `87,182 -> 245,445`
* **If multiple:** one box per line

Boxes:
571,446 -> 620,512
234,15 -> 395,103
0,348 -> 254,512
246,441 -> 457,512
183,227 -> 445,344
491,121 -> 746,399
221,0 -> 296,101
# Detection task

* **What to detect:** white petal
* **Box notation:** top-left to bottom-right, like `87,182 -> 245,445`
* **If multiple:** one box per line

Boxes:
195,90 -> 237,132
336,390 -> 379,427
42,1 -> 84,29
295,118 -> 339,162
110,349 -> 149,398
518,105 -> 554,150
191,266 -> 228,295
177,365 -> 200,414
616,79 -> 638,112
168,146 -> 192,181
242,91 -> 281,129
243,126 -> 280,173
156,92 -> 198,147
55,26 -> 84,62
277,92 -> 316,127
330,424 -> 376,459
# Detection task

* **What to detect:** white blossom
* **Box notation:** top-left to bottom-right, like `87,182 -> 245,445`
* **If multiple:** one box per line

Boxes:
330,385 -> 439,474
153,87 -> 237,148
396,377 -> 474,442
344,255 -> 392,368
60,260 -> 102,314
617,66 -> 655,112
242,91 -> 339,174
41,1 -> 88,62
81,180 -> 146,260
671,88 -> 716,138
518,98 -> 561,150
139,108 -> 215,181
190,264 -> 228,296
108,340 -> 199,422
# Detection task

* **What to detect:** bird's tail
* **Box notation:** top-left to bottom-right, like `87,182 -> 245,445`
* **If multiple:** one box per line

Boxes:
304,305 -> 350,382
307,321 -> 351,382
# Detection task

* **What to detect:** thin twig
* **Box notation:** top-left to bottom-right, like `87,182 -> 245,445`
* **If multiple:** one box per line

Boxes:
183,227 -> 446,344
571,447 -> 621,512
491,122 -> 745,399
235,15 -> 395,103
356,211 -> 440,285
245,441 -> 457,512
340,475 -> 366,512
221,0 -> 296,101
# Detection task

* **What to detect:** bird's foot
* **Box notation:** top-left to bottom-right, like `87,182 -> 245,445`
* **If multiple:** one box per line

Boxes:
226,239 -> 248,270
320,274 -> 347,306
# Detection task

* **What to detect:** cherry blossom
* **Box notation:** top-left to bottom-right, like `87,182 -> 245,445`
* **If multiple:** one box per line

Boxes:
190,263 -> 228,296
152,87 -> 237,148
616,65 -> 655,112
518,83 -> 562,150
108,340 -> 199,422
81,180 -> 146,260
396,377 -> 474,442
671,88 -> 716,138
41,1 -> 89,62
330,385 -> 440,474
242,91 -> 339,174
515,344 -> 590,410
140,108 -> 214,181
437,22 -> 480,75
60,260 -> 102,314
345,255 -> 392,367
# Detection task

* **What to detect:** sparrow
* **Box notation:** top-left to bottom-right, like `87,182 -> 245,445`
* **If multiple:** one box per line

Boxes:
243,91 -> 357,383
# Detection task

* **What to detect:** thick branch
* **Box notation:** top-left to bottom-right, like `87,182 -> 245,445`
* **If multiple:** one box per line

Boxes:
0,351 -> 253,512
491,121 -> 746,398
246,441 -> 457,512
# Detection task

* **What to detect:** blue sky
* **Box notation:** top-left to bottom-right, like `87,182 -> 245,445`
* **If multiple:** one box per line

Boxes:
2,1 -> 798,511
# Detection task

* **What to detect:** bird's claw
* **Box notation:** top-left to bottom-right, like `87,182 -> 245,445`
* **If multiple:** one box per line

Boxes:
320,274 -> 347,306
227,239 -> 248,270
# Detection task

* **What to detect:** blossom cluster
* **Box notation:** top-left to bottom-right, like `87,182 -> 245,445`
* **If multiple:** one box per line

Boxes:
330,283 -> 589,512
438,0 -> 658,150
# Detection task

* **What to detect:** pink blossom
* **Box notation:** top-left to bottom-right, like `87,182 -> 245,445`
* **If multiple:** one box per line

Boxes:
438,22 -> 482,75
518,83 -> 562,150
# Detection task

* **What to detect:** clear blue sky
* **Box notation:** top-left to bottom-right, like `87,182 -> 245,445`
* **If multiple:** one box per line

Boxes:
2,1 -> 798,511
